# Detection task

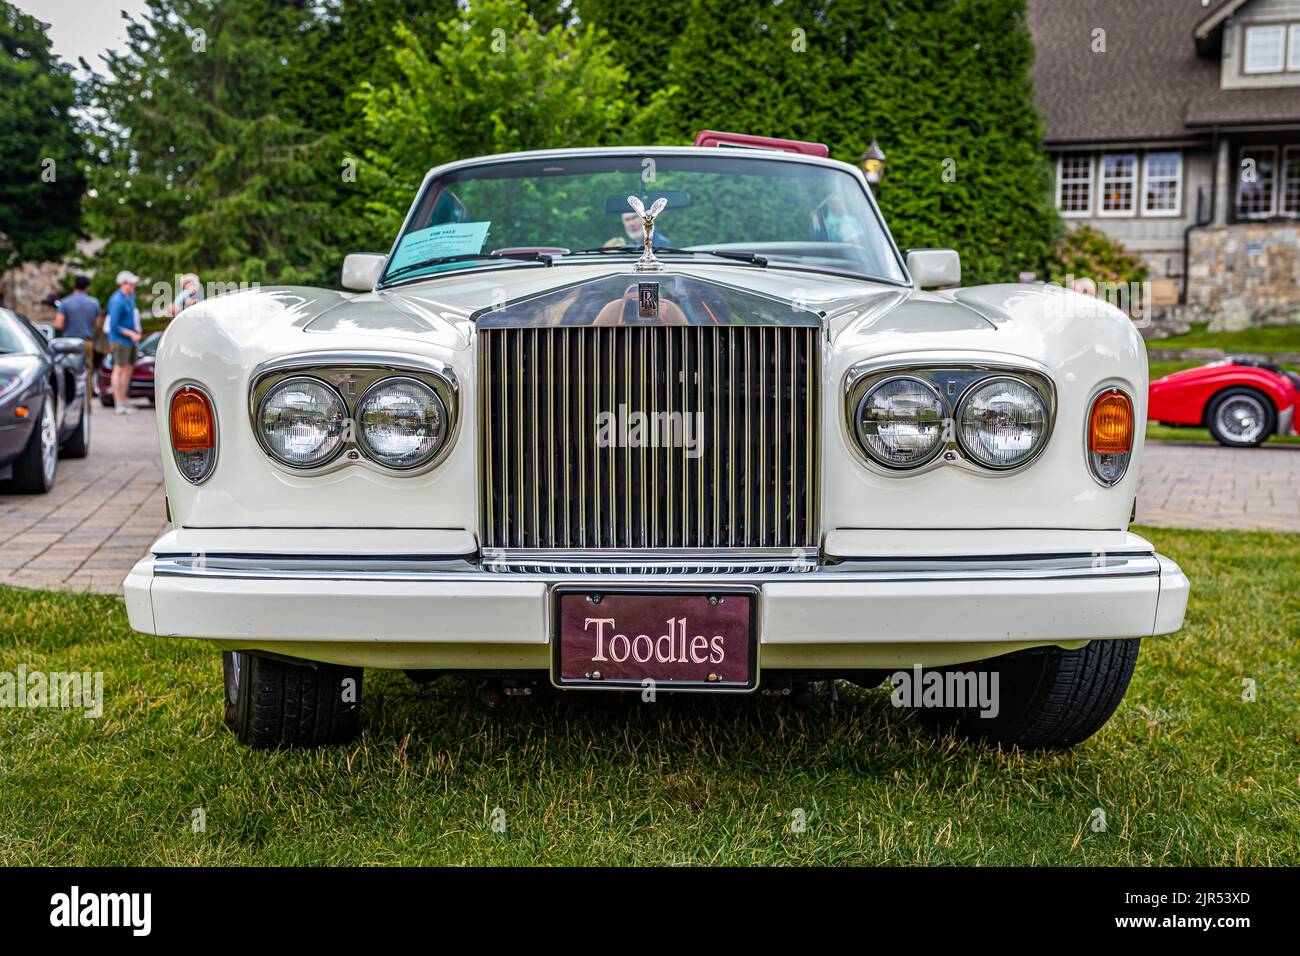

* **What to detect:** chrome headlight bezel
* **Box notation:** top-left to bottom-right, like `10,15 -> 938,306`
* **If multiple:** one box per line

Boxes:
843,356 -> 1056,477
249,353 -> 459,475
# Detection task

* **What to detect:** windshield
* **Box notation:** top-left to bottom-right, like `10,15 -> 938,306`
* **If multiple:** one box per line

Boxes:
0,311 -> 45,355
380,153 -> 907,285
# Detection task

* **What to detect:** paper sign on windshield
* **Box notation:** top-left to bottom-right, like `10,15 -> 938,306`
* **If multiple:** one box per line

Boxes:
389,221 -> 491,270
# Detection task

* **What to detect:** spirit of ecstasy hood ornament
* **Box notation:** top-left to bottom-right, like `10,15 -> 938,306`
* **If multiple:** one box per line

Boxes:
627,195 -> 667,273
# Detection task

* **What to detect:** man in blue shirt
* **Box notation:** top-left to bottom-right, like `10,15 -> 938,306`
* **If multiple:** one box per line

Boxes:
107,270 -> 142,414
56,275 -> 102,399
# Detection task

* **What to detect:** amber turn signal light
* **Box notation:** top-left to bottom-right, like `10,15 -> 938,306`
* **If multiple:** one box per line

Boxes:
169,386 -> 218,484
1088,389 -> 1134,454
170,387 -> 215,452
1087,388 -> 1133,486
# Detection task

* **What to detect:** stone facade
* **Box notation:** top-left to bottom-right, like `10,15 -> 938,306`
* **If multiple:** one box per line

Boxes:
1187,224 -> 1300,331
0,259 -> 68,326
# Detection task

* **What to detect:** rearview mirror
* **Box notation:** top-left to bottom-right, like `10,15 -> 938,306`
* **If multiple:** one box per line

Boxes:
905,249 -> 961,290
341,253 -> 387,291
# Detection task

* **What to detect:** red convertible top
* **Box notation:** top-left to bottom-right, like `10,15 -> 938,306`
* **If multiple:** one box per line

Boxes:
692,129 -> 829,157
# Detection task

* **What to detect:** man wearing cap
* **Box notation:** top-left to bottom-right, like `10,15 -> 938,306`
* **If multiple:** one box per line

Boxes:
107,270 -> 142,414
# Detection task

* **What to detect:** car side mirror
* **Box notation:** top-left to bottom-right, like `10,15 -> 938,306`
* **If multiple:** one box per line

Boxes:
341,253 -> 387,291
905,249 -> 961,290
51,337 -> 86,354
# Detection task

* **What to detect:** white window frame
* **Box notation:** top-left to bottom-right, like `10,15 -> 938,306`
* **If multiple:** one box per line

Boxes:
1282,146 -> 1300,217
1243,24 -> 1287,74
1141,150 -> 1183,217
1055,153 -> 1093,217
1289,24 -> 1300,72
1236,146 -> 1278,220
1098,152 -> 1138,217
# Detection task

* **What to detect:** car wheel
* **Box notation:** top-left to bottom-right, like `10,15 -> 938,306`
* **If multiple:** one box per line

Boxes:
9,389 -> 58,493
1206,388 -> 1274,447
908,639 -> 1140,750
59,395 -> 90,459
222,651 -> 363,748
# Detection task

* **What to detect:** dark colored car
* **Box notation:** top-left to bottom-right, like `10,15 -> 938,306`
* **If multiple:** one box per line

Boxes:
0,308 -> 92,493
98,330 -> 161,407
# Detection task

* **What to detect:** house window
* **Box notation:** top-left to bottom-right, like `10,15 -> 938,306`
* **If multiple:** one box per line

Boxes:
1243,24 -> 1286,73
1056,154 -> 1092,216
1283,147 -> 1300,216
1290,25 -> 1300,71
1099,153 -> 1137,216
1142,151 -> 1182,216
1236,147 -> 1277,218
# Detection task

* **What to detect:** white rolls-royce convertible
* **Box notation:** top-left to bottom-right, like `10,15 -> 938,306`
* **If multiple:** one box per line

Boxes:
124,134 -> 1190,750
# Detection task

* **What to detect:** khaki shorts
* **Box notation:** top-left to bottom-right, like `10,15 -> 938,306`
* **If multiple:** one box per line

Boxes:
110,342 -> 136,367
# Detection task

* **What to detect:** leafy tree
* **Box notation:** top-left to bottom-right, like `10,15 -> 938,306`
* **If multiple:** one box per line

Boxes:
0,2 -> 84,269
571,0 -> 688,105
598,0 -> 1059,285
356,0 -> 637,237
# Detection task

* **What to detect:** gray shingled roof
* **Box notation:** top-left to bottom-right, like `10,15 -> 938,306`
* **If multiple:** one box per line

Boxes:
1026,0 -> 1298,145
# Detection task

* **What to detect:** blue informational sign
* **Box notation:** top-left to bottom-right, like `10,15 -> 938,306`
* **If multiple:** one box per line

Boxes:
389,221 -> 492,270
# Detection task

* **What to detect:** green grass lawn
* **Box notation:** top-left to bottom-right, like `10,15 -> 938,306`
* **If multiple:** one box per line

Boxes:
1,525 -> 1296,866
1150,323 -> 1300,355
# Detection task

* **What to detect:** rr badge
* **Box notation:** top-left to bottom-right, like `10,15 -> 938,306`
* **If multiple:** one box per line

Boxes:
637,282 -> 660,319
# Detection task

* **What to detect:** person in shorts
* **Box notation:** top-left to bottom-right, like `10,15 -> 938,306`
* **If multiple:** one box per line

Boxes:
106,270 -> 142,414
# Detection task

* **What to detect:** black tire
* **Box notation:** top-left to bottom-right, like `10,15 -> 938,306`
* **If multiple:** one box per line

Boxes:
1206,387 -> 1275,447
909,639 -> 1140,750
9,389 -> 57,493
59,396 -> 90,459
222,651 -> 363,748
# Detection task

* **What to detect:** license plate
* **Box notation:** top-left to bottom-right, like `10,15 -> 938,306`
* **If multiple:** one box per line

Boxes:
552,589 -> 756,691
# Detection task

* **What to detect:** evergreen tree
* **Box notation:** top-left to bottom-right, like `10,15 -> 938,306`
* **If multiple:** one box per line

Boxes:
82,0 -> 363,290
623,0 -> 1059,284
0,2 -> 84,269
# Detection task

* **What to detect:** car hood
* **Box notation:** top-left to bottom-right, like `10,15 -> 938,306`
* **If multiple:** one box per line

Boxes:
198,262 -> 1008,353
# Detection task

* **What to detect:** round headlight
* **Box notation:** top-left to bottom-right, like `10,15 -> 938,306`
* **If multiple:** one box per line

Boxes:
854,376 -> 945,468
258,377 -> 346,467
957,377 -> 1049,469
357,377 -> 447,468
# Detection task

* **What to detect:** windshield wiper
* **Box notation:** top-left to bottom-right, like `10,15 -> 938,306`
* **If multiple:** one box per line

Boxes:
656,247 -> 768,267
384,251 -> 552,282
565,246 -> 768,267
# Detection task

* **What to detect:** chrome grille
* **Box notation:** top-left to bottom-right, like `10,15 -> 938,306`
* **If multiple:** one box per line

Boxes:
479,325 -> 820,554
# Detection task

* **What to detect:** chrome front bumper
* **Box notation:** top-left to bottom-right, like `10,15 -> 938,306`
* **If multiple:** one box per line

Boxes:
124,529 -> 1190,666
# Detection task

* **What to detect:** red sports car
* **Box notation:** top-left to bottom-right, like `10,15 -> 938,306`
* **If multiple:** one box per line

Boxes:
97,330 -> 160,406
1148,356 -> 1300,446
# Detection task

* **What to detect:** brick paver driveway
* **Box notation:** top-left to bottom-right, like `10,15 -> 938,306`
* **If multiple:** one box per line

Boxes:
0,403 -> 167,594
1137,441 -> 1300,532
1,412 -> 1297,597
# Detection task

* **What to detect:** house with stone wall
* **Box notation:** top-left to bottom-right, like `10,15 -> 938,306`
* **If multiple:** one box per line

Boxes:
1028,0 -> 1300,331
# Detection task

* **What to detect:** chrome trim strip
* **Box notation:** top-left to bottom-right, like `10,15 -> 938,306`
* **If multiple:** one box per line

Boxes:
149,550 -> 1160,583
